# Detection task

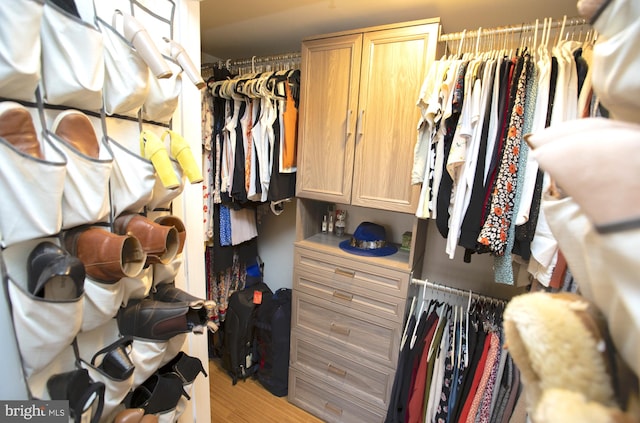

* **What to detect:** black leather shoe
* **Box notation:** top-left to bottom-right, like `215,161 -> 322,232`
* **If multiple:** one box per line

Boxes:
117,299 -> 213,341
27,241 -> 85,299
91,337 -> 135,381
125,373 -> 185,415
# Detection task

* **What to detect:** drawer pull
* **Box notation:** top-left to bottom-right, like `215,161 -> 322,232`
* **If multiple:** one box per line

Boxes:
324,402 -> 343,416
327,363 -> 347,377
334,268 -> 355,278
330,322 -> 351,336
332,290 -> 353,301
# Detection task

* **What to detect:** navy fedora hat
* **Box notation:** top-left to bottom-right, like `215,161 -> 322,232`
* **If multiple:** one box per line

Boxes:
339,222 -> 398,257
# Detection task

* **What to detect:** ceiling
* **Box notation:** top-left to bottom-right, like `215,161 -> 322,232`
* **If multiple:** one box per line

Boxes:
199,0 -> 580,61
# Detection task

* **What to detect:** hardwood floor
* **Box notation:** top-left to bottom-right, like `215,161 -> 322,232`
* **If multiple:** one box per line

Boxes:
208,358 -> 324,423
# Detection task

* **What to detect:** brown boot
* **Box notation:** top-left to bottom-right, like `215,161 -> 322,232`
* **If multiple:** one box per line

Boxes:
114,213 -> 179,265
113,408 -> 144,423
0,101 -> 42,159
154,215 -> 186,255
65,227 -> 147,283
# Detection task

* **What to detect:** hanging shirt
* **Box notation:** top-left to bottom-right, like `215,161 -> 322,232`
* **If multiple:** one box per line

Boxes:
280,76 -> 298,173
413,59 -> 449,185
446,59 -> 496,259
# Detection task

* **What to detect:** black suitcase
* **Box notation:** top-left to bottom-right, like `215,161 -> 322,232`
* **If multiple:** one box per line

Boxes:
221,282 -> 273,384
254,288 -> 292,396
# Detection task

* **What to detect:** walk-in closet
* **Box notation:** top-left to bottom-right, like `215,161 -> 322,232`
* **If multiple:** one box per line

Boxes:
0,0 -> 638,422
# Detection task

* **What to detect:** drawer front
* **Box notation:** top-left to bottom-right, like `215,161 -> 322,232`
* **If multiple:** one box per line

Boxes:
292,291 -> 400,367
295,247 -> 410,298
290,331 -> 394,409
288,367 -> 385,423
294,268 -> 405,323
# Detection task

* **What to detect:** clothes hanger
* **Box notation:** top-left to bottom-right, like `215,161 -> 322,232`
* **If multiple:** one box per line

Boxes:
400,296 -> 417,351
465,289 -> 472,367
410,284 -> 430,349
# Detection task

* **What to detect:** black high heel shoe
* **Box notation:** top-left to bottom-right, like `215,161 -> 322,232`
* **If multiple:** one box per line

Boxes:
27,241 -> 85,300
124,373 -> 185,415
158,351 -> 207,387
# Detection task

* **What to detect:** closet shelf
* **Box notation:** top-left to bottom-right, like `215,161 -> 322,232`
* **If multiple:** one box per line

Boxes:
296,232 -> 411,272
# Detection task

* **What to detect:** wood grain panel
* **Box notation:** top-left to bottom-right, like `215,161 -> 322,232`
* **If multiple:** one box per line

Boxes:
296,34 -> 362,203
352,23 -> 439,212
288,367 -> 386,423
292,291 -> 400,366
290,332 -> 394,409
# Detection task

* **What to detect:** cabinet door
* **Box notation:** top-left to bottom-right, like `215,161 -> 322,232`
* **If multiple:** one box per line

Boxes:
296,34 -> 362,204
351,24 -> 438,213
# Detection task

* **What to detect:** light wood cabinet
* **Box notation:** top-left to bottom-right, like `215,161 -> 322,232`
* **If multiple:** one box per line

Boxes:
296,19 -> 440,213
290,17 -> 440,423
289,239 -> 411,422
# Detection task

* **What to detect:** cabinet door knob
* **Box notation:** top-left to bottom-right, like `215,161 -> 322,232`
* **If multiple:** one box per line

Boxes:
334,268 -> 355,278
346,109 -> 353,137
330,322 -> 351,336
332,290 -> 353,301
327,363 -> 348,377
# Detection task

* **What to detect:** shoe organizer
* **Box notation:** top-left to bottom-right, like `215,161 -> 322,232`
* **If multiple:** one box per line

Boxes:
152,256 -> 183,288
98,16 -> 150,117
142,57 -> 182,124
3,239 -> 83,378
129,338 -> 169,387
77,326 -> 136,420
0,0 -> 42,102
0,134 -> 66,248
107,137 -> 155,217
81,276 -> 125,333
147,158 -> 184,211
46,131 -> 113,230
120,266 -> 153,307
161,333 -> 187,368
40,1 -> 104,111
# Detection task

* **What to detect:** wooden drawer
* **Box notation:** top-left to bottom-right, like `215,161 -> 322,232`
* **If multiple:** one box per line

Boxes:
292,291 -> 400,367
294,267 -> 406,323
288,367 -> 386,423
294,246 -> 410,299
290,331 -> 394,409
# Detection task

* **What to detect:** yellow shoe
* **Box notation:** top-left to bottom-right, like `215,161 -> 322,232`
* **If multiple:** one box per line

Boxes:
140,130 -> 180,189
165,130 -> 203,184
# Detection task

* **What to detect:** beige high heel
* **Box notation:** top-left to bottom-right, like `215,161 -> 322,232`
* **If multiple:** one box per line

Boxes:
115,10 -> 172,79
162,37 -> 205,89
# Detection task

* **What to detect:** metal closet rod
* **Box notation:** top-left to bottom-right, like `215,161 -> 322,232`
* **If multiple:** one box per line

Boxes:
228,52 -> 301,67
438,16 -> 589,42
203,52 -> 301,70
411,278 -> 506,305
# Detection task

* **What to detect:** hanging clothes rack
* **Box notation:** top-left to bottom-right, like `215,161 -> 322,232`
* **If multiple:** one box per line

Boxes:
202,52 -> 301,78
438,16 -> 589,42
411,278 -> 507,306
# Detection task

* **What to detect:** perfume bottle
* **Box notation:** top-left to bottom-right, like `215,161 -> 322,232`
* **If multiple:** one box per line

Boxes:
328,214 -> 334,234
322,215 -> 328,233
335,209 -> 347,236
